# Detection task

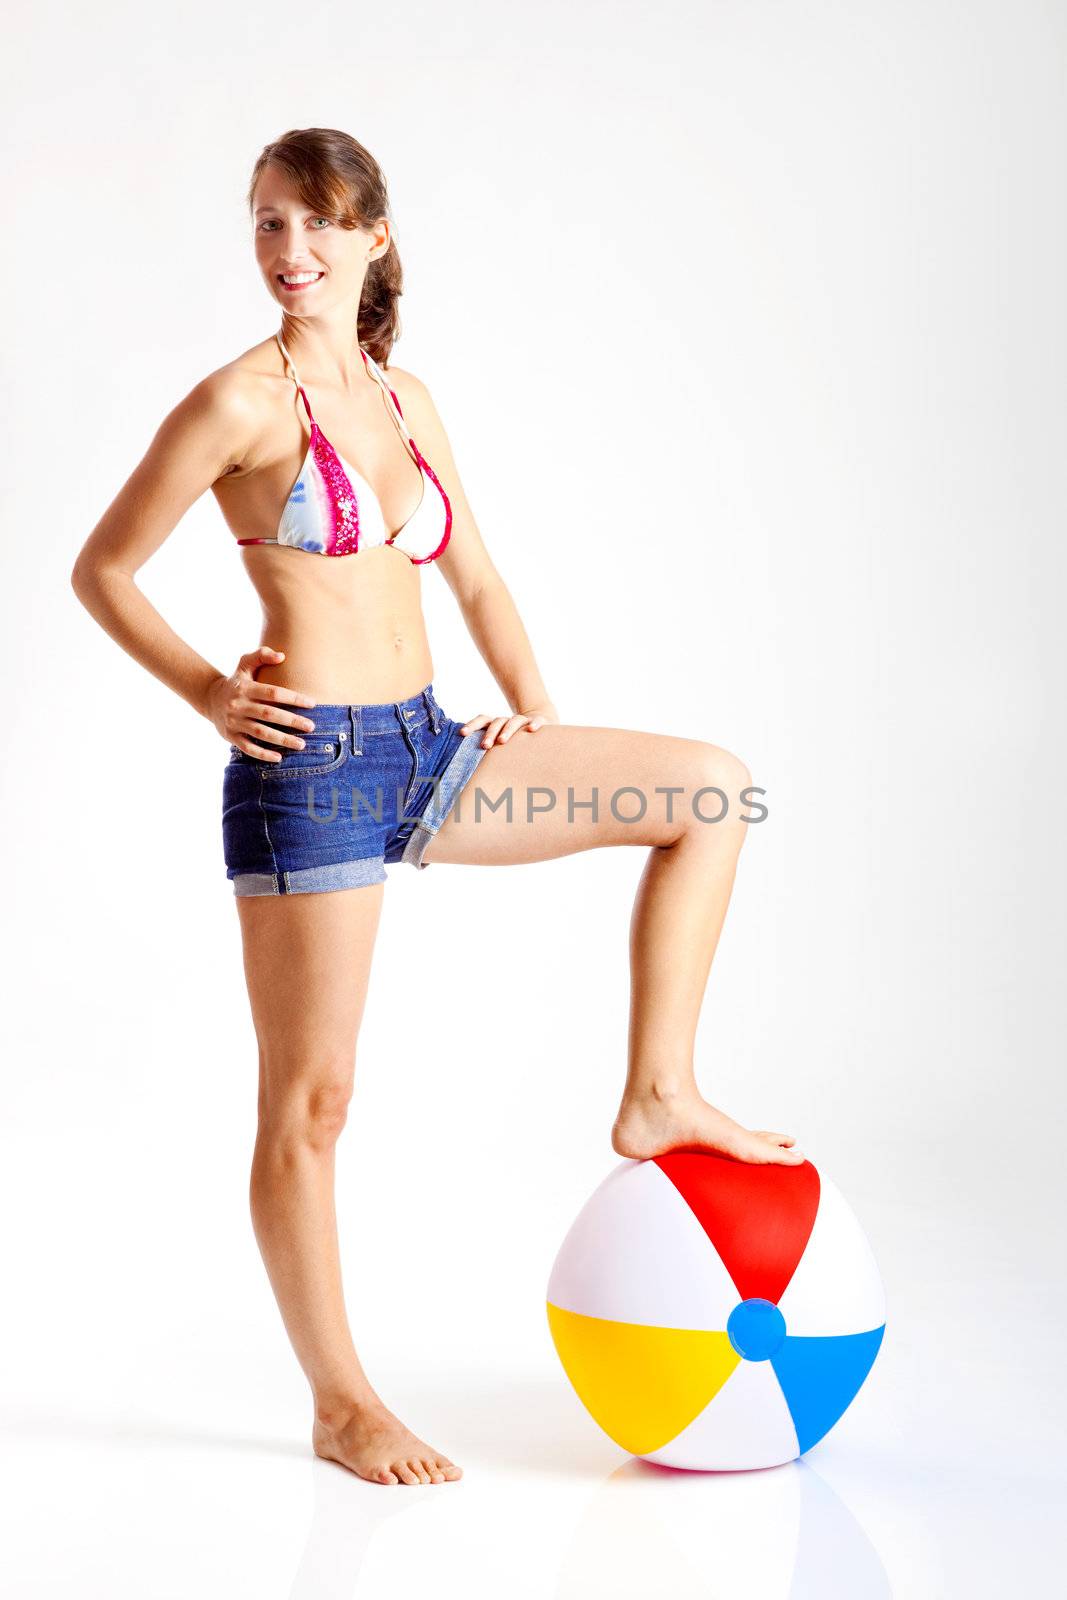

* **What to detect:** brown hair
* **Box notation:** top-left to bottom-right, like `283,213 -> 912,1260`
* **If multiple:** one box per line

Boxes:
247,127 -> 403,367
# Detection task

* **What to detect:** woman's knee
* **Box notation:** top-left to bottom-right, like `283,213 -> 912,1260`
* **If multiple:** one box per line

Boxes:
691,743 -> 753,826
259,1060 -> 355,1150
303,1077 -> 354,1147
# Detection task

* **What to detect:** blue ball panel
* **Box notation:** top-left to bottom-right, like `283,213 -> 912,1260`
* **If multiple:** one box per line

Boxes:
771,1326 -> 886,1454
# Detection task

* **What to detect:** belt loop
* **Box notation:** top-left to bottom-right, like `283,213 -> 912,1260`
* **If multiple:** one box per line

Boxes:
350,704 -> 363,753
422,686 -> 440,734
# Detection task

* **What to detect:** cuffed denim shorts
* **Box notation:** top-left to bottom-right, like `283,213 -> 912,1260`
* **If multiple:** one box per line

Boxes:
222,682 -> 489,896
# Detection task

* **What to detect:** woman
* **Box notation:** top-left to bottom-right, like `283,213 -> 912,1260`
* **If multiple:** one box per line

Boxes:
71,127 -> 803,1489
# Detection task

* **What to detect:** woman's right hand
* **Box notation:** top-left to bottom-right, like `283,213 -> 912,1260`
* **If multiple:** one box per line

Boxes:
205,647 -> 318,762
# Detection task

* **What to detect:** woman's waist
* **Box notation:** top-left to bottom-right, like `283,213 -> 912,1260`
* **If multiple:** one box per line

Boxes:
250,634 -> 435,709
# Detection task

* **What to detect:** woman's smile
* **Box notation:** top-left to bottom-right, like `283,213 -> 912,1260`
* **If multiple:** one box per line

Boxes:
277,270 -> 324,292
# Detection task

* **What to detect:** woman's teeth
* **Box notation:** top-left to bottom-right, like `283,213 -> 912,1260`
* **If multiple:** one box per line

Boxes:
279,272 -> 323,290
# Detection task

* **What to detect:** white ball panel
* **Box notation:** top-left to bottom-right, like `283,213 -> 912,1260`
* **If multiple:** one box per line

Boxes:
547,1158 -> 741,1328
641,1359 -> 800,1470
777,1173 -> 886,1336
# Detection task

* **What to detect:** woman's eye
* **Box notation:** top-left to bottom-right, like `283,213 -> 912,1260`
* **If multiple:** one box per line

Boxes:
256,217 -> 330,232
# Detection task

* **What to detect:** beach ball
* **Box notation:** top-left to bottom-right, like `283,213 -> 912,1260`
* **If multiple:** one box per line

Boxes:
546,1153 -> 885,1470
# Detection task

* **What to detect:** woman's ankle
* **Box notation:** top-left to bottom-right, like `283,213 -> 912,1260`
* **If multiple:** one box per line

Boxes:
620,1072 -> 698,1108
313,1386 -> 381,1427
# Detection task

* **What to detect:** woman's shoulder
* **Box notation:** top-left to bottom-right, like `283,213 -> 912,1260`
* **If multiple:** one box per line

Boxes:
376,361 -> 435,427
199,336 -> 285,410
162,341 -> 285,461
155,340 -> 284,480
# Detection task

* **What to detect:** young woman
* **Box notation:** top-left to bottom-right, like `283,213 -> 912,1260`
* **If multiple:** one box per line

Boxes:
71,127 -> 803,1489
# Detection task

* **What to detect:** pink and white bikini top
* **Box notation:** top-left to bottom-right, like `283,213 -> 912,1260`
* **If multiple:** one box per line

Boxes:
236,331 -> 452,562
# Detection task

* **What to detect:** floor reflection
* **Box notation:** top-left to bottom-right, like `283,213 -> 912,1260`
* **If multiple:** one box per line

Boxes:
287,1455 -> 428,1600
283,1375 -> 890,1600
553,1455 -> 891,1600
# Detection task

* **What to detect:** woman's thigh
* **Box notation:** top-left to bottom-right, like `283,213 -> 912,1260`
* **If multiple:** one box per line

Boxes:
236,882 -> 386,1103
422,723 -> 751,867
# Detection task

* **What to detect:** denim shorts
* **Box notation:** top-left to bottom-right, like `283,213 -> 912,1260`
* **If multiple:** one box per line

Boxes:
222,682 -> 489,896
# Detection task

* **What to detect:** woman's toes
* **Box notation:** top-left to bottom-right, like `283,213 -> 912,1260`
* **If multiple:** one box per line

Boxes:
378,1468 -> 398,1485
395,1461 -> 420,1485
761,1132 -> 803,1156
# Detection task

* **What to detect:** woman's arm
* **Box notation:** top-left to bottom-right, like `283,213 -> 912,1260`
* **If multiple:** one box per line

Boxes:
390,368 -> 559,721
452,571 -> 559,723
70,371 -> 257,718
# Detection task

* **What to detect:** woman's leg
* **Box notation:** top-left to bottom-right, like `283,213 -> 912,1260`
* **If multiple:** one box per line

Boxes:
423,722 -> 803,1165
236,884 -> 462,1486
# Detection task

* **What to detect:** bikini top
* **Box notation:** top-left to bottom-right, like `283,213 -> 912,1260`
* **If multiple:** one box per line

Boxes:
236,331 -> 452,562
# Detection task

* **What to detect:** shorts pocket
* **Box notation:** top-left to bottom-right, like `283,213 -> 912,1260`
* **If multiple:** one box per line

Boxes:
232,732 -> 350,779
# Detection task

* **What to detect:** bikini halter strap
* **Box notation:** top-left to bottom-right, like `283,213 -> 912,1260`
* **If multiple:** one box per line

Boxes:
359,347 -> 409,429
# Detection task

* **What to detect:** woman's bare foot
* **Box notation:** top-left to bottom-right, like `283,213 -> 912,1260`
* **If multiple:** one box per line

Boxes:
312,1397 -> 463,1486
612,1085 -> 805,1165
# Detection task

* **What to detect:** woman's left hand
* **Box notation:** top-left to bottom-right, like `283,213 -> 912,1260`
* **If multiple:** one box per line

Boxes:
459,703 -> 560,748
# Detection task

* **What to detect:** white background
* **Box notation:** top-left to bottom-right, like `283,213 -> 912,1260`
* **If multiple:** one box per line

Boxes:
2,1 -> 1064,1594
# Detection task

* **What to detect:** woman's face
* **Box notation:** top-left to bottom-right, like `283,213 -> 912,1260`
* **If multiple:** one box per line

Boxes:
252,164 -> 383,314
